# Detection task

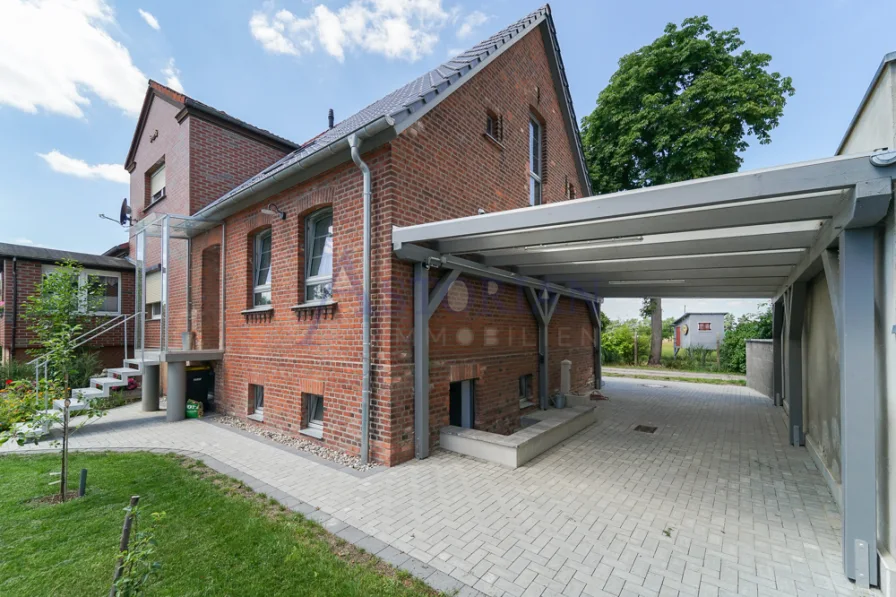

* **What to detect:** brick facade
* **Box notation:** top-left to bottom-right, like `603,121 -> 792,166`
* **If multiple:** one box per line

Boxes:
123,21 -> 595,466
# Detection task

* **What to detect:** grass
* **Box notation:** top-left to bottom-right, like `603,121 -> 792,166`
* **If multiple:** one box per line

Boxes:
604,372 -> 746,386
0,452 -> 441,597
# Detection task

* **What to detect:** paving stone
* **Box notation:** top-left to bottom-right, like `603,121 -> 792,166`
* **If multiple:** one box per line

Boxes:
2,379 -> 872,597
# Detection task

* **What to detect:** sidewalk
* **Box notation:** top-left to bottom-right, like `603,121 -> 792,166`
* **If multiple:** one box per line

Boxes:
603,366 -> 746,382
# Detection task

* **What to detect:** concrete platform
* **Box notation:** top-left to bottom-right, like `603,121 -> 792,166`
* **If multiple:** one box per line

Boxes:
439,405 -> 596,468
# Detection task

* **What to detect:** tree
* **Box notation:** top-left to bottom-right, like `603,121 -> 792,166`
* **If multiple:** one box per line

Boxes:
639,299 -> 662,365
0,261 -> 107,502
581,16 -> 794,371
719,304 -> 773,373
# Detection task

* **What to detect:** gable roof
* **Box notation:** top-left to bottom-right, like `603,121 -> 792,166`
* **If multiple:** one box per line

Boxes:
124,80 -> 299,171
194,4 -> 591,220
836,51 -> 896,155
673,312 -> 728,325
0,242 -> 132,271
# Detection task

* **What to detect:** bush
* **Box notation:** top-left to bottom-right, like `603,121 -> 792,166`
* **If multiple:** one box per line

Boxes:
0,379 -> 44,432
602,321 -> 650,365
69,350 -> 103,389
0,359 -> 37,384
719,307 -> 773,373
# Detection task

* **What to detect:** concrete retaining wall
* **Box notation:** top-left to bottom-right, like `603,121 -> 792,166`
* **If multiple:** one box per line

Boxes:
745,339 -> 774,399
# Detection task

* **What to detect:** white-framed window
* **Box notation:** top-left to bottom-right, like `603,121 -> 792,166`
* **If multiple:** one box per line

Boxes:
529,118 -> 542,206
149,163 -> 166,204
305,208 -> 333,302
253,229 -> 272,307
149,302 -> 162,320
253,385 -> 264,414
41,266 -> 121,315
307,393 -> 324,430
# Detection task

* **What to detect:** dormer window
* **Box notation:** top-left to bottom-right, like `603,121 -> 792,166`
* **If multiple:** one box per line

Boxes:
150,162 -> 166,204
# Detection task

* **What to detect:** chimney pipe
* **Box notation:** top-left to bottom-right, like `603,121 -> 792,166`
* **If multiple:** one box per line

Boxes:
328,108 -> 334,129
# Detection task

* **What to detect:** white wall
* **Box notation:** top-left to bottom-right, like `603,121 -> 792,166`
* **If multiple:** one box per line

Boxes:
841,62 -> 895,154
678,313 -> 725,350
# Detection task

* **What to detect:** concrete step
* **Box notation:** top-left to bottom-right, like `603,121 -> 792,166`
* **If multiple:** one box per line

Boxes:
13,420 -> 50,438
72,387 -> 104,400
91,377 -> 127,391
54,397 -> 94,411
108,367 -> 143,379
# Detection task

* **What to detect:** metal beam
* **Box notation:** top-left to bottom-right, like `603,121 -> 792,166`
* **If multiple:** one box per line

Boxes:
413,263 -> 430,459
525,288 -> 559,409
427,269 -> 461,319
435,192 -> 845,254
839,228 -> 878,587
481,228 -> 820,267
587,302 -> 602,389
394,243 -> 597,303
785,283 -> 806,447
776,179 -> 893,299
516,250 -> 804,276
592,288 -> 778,299
545,266 -> 795,283
772,299 -> 784,406
394,151 -> 895,250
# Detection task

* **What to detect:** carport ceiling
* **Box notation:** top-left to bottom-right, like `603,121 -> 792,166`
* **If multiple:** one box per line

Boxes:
393,151 -> 896,299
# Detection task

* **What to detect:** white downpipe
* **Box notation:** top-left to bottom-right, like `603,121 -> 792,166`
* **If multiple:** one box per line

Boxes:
348,133 -> 372,465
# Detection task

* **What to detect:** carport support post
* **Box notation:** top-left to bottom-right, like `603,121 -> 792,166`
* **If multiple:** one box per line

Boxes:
772,299 -> 784,406
414,263 -> 430,459
839,228 -> 878,588
587,301 -> 602,389
785,282 -> 806,446
526,289 -> 559,409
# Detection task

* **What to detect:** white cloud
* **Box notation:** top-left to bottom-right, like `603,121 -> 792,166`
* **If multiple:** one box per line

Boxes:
249,0 -> 451,62
37,150 -> 129,184
456,10 -> 487,39
162,58 -> 184,92
138,8 -> 160,30
0,0 -> 147,118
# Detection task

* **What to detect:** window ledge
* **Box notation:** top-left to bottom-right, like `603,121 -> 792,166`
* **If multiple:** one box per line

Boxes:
519,400 -> 535,410
242,305 -> 273,314
247,413 -> 264,423
300,427 -> 323,440
291,299 -> 337,311
483,132 -> 504,149
292,300 -> 337,320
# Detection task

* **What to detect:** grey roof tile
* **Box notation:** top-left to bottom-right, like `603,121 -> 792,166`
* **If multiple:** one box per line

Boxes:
200,4 -> 589,215
0,243 -> 132,270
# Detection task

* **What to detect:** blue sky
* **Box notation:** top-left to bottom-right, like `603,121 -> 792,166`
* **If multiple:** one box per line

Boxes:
0,0 -> 893,321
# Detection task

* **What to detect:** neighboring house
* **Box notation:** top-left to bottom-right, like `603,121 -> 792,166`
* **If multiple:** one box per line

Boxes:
124,5 -> 596,465
672,312 -> 726,353
0,242 -> 134,366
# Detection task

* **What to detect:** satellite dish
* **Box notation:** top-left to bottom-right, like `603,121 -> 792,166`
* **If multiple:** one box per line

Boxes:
119,198 -> 132,226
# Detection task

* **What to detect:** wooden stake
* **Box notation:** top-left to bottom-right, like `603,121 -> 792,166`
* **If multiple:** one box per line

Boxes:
110,495 -> 140,596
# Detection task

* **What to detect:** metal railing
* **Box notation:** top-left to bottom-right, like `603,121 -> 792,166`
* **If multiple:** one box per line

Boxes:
27,311 -> 144,410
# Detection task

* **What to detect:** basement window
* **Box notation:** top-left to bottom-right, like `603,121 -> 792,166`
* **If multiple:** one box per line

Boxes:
519,374 -> 534,408
248,385 -> 264,422
301,393 -> 324,439
449,380 -> 476,428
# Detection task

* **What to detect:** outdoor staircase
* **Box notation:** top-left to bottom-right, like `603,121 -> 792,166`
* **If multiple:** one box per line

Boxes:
14,351 -> 160,439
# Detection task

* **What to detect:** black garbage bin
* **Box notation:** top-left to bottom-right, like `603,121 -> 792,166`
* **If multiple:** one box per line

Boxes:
185,364 -> 214,408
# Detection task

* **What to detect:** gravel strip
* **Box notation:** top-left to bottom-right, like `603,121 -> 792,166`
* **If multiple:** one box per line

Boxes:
214,415 -> 377,472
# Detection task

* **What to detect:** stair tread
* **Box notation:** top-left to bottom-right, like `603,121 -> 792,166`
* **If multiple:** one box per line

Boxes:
92,377 -> 127,385
72,387 -> 103,397
54,398 -> 93,410
108,367 -> 143,376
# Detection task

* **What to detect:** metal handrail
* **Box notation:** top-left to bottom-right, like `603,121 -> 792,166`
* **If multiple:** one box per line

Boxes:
29,311 -> 144,410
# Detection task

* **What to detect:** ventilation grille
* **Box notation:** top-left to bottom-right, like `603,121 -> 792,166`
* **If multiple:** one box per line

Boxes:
634,425 -> 657,434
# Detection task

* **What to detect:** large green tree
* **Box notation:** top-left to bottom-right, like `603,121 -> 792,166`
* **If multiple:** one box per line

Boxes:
581,16 -> 794,365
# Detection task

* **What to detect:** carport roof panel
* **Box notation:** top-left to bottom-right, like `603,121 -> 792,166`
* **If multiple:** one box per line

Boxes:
392,151 -> 895,300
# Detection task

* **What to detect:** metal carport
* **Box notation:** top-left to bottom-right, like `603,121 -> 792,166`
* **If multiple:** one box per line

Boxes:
392,149 -> 896,588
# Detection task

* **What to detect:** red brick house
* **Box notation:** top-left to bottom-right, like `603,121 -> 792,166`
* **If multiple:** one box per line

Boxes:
125,5 -> 597,465
0,242 -> 135,366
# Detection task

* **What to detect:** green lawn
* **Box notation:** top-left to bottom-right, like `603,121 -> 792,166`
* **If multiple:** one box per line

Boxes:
0,452 -> 439,597
604,372 -> 746,386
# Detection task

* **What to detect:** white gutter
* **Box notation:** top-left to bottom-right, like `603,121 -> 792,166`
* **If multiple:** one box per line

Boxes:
348,133 -> 373,466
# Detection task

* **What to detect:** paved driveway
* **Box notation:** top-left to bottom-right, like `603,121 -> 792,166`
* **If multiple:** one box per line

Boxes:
2,379 -> 869,597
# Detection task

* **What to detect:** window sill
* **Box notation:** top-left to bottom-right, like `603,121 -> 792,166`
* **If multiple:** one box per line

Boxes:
242,305 -> 273,315
292,300 -> 337,320
248,413 -> 264,423
483,132 -> 504,149
144,195 -> 167,212
519,400 -> 535,410
300,427 -> 323,440
242,305 -> 274,322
